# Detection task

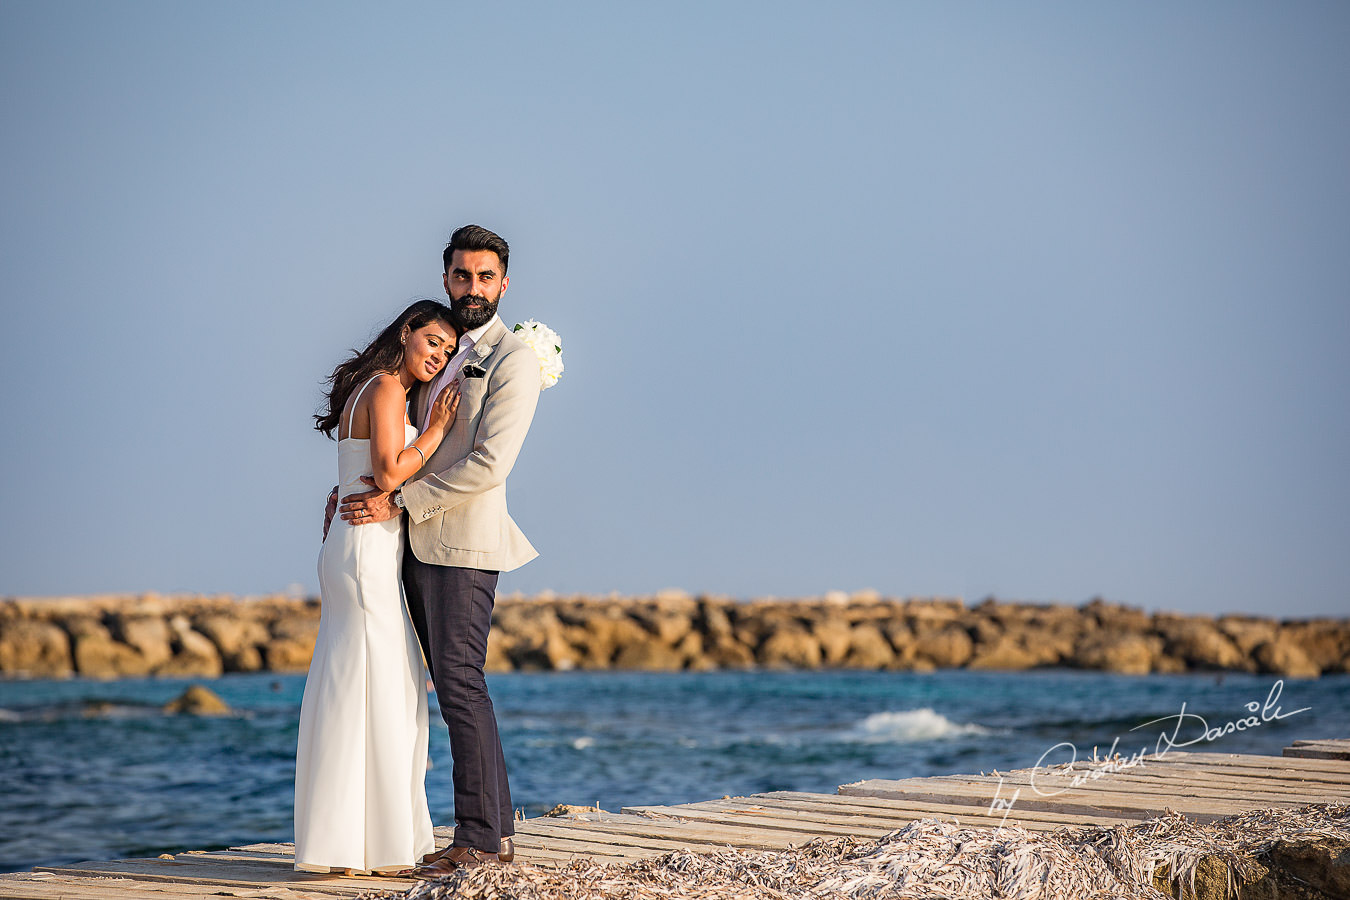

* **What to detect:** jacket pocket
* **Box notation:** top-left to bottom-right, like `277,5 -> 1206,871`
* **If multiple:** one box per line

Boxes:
456,377 -> 488,420
437,491 -> 504,552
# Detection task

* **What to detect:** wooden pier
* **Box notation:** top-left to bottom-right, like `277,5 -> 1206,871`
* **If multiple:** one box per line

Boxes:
3,741 -> 1347,899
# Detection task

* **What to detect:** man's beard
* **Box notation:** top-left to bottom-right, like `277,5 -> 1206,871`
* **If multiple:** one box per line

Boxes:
451,293 -> 499,330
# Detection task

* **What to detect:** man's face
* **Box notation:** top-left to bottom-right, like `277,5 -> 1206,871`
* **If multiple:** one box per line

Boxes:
444,249 -> 508,331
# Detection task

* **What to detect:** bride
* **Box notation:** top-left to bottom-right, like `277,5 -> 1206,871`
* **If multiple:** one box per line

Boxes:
294,299 -> 461,875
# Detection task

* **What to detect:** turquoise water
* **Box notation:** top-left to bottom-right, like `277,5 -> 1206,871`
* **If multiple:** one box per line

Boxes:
1,669 -> 1346,872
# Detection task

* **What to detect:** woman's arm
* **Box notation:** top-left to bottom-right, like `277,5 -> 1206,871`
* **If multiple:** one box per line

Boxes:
366,375 -> 460,492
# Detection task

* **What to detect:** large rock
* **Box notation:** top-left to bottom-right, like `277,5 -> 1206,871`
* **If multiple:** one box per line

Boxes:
810,617 -> 854,666
502,608 -> 579,670
966,634 -> 1040,670
1072,633 -> 1161,674
68,619 -> 152,678
673,631 -> 705,667
757,625 -> 822,668
1277,620 -> 1348,672
163,684 -> 231,715
696,598 -> 737,644
732,606 -> 785,651
1239,837 -> 1350,899
262,614 -> 320,672
1155,618 -> 1248,671
1081,598 -> 1151,632
484,631 -> 513,673
630,599 -> 694,646
193,614 -> 268,672
562,612 -> 649,669
156,615 -> 224,677
612,635 -> 685,671
915,625 -> 974,669
109,614 -> 174,669
263,637 -> 315,672
1252,636 -> 1321,679
0,619 -> 73,677
1217,615 -> 1278,656
843,624 -> 895,669
704,636 -> 756,668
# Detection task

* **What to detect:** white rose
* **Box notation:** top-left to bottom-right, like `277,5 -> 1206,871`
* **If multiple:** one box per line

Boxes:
514,319 -> 564,391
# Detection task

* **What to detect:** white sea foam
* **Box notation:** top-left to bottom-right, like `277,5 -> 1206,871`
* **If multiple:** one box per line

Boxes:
571,736 -> 595,750
847,708 -> 991,743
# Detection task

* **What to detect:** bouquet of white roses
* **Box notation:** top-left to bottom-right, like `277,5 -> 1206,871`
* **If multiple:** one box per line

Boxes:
513,319 -> 564,391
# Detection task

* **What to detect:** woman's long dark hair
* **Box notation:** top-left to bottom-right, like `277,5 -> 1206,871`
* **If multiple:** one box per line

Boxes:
315,299 -> 456,438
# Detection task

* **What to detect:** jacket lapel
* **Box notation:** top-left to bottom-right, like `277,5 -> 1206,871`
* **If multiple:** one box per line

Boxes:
476,317 -> 509,355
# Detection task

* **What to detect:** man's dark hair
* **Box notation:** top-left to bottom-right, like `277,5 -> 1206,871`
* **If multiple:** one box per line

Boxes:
443,224 -> 509,275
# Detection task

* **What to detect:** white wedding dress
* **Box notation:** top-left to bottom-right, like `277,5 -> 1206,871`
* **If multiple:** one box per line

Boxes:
294,378 -> 435,873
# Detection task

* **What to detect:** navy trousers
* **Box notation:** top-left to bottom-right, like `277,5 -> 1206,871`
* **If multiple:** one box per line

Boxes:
402,549 -> 513,852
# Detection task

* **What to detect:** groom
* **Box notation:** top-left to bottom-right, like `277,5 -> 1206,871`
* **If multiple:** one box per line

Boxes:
339,224 -> 541,874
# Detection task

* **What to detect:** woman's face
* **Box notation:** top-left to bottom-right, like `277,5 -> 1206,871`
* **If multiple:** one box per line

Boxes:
403,319 -> 456,382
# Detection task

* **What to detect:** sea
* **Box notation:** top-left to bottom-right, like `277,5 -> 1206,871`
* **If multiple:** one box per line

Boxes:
1,668 -> 1346,873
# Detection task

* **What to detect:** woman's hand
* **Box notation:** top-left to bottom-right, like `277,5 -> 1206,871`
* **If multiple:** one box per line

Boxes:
426,379 -> 461,434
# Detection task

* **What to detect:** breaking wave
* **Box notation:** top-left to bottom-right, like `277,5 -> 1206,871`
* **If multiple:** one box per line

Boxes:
846,708 -> 992,743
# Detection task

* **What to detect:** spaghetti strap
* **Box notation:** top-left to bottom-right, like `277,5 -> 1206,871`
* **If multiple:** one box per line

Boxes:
339,374 -> 389,441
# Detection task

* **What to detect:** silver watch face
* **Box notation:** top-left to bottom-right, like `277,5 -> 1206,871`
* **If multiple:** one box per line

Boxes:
393,491 -> 405,509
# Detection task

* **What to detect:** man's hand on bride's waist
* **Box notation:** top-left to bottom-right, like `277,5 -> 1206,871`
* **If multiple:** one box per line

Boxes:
339,476 -> 401,526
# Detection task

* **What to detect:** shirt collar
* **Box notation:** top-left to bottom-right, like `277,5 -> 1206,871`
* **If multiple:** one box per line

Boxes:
458,313 -> 501,352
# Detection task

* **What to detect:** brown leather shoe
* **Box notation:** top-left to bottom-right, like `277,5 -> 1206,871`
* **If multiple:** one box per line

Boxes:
413,846 -> 499,880
421,837 -> 514,866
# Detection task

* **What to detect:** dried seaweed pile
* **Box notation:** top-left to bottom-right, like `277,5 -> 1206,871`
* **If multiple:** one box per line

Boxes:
360,803 -> 1349,900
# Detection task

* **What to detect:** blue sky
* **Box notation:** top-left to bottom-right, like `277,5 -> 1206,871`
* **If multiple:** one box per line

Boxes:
1,2 -> 1346,616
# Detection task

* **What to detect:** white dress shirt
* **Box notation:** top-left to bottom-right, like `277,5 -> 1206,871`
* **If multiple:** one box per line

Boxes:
422,313 -> 501,431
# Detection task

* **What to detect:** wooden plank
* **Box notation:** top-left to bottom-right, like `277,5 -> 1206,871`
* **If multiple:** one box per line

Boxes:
625,803 -> 904,840
230,843 -> 299,854
0,872 -> 337,900
515,820 -> 731,854
502,832 -> 660,861
0,877 -> 244,900
1024,761 -> 1350,797
671,797 -> 1063,833
1112,759 -> 1350,791
519,817 -> 797,853
982,768 -> 1347,805
1155,750 -> 1350,776
672,795 -> 1138,835
780,789 -> 1138,827
838,777 -> 1264,822
1284,739 -> 1350,760
855,769 -> 1336,808
749,791 -> 1138,829
191,850 -> 298,865
31,859 -> 404,896
1124,760 -> 1350,793
853,772 -> 1292,817
546,813 -> 809,850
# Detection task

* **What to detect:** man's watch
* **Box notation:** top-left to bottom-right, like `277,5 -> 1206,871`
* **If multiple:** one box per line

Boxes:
392,489 -> 405,510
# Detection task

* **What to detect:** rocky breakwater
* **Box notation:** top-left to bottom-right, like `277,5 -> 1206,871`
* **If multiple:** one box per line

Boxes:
1,591 -> 1347,679
0,593 -> 319,679
484,593 -> 1350,678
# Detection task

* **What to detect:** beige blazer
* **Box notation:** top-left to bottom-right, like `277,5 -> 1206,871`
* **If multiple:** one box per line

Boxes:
400,317 -> 541,572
